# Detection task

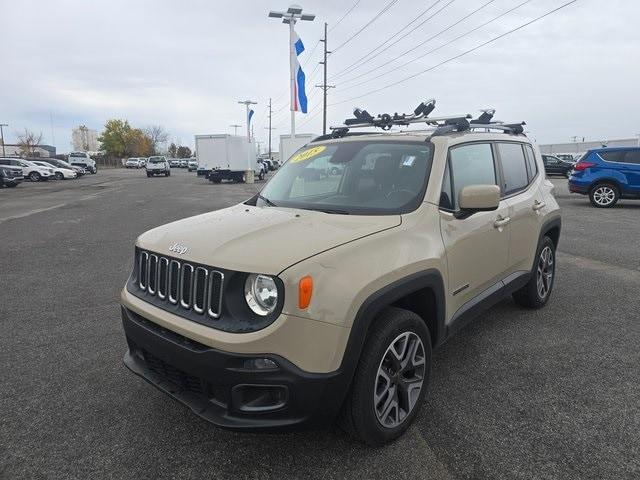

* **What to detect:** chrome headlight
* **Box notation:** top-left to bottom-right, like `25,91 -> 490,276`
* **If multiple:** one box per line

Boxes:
244,273 -> 278,316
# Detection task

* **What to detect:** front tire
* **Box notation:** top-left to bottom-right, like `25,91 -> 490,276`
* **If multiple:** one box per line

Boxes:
589,182 -> 618,208
339,307 -> 431,446
55,172 -> 64,180
513,236 -> 556,309
29,171 -> 41,182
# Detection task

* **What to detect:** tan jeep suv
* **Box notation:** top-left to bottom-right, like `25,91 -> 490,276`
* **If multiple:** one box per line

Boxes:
120,105 -> 561,445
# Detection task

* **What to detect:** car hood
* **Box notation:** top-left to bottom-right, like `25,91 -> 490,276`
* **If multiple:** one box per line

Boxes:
136,204 -> 401,274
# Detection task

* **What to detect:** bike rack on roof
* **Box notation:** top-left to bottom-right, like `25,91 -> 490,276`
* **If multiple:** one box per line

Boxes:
325,100 -> 526,138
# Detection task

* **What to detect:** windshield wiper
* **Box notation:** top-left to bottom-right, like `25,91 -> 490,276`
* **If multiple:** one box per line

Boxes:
304,207 -> 350,215
257,194 -> 278,207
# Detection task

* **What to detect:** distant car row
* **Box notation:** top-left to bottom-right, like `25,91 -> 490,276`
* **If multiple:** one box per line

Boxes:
125,157 -> 197,170
0,155 -> 97,187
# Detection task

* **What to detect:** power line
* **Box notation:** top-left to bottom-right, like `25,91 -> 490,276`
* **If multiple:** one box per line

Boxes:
330,0 -> 456,80
339,0 -> 509,89
329,0 -> 579,107
331,0 -> 400,54
329,0 -> 362,32
330,0 -> 447,80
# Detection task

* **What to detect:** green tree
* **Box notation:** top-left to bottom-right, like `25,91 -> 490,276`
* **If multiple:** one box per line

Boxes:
98,119 -> 133,157
168,142 -> 177,157
176,146 -> 192,158
98,120 -> 154,158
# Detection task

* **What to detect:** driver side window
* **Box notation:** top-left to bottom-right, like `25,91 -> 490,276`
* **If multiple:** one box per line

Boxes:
441,143 -> 497,211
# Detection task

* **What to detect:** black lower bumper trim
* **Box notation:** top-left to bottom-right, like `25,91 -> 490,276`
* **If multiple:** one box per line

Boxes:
121,306 -> 349,431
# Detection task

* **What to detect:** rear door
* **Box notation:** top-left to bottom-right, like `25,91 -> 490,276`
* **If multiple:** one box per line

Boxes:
500,143 -> 547,274
621,150 -> 640,194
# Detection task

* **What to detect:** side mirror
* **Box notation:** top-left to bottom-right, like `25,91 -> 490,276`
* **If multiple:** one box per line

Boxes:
456,185 -> 500,218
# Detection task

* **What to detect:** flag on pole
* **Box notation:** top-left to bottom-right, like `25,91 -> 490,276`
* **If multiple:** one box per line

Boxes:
290,31 -> 308,113
248,108 -> 254,126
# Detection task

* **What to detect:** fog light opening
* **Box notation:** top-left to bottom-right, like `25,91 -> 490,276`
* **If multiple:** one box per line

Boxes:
243,358 -> 278,370
232,384 -> 288,413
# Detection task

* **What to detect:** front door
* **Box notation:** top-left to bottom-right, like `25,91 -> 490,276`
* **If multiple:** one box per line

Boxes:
439,142 -> 510,319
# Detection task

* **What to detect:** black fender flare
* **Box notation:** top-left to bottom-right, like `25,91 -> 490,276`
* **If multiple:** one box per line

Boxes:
332,269 -> 445,401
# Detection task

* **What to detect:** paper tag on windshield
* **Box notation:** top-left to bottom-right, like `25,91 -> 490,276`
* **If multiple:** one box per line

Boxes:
402,156 -> 416,166
290,146 -> 327,163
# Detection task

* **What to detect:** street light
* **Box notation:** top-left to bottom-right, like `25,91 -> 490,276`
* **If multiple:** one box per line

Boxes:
0,123 -> 7,157
237,100 -> 257,142
268,4 -> 315,137
230,124 -> 242,135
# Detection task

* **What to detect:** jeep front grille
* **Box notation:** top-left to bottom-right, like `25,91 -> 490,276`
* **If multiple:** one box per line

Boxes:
137,250 -> 224,318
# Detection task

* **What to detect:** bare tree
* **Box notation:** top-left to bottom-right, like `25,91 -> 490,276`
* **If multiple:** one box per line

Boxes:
145,125 -> 169,154
17,128 -> 43,157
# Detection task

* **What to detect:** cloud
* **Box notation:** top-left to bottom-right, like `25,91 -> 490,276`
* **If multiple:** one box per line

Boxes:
1,0 -> 638,152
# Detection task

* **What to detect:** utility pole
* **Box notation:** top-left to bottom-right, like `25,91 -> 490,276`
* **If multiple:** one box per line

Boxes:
265,126 -> 277,160
267,98 -> 273,158
0,123 -> 7,157
230,124 -> 241,135
316,22 -> 335,135
268,5 -> 316,137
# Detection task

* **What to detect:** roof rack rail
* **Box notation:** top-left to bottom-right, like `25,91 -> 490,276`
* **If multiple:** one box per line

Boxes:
329,100 -> 526,137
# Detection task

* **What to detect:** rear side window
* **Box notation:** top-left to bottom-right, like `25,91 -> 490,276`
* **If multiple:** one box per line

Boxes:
622,150 -> 640,164
497,143 -> 528,195
525,146 -> 539,181
598,151 -> 625,163
447,143 -> 496,210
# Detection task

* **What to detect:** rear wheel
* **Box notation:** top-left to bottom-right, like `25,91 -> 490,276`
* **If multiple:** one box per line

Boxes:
513,236 -> 556,309
589,183 -> 618,208
339,307 -> 431,446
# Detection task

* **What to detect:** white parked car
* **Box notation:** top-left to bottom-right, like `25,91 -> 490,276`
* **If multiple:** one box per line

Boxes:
146,156 -> 170,177
68,151 -> 97,174
0,158 -> 54,181
125,157 -> 146,169
187,158 -> 198,171
32,160 -> 77,180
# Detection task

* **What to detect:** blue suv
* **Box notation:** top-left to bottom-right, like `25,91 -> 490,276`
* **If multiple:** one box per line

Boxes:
568,147 -> 640,207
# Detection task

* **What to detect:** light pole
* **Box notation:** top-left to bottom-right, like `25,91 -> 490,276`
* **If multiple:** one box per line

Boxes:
230,124 -> 242,136
268,4 -> 315,137
238,99 -> 257,141
0,123 -> 7,157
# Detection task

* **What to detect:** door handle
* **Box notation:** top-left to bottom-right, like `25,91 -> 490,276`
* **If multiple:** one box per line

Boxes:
532,200 -> 546,211
493,216 -> 511,229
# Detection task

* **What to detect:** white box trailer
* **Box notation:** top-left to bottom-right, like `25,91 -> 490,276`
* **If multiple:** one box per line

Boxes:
279,133 -> 317,165
194,134 -> 258,183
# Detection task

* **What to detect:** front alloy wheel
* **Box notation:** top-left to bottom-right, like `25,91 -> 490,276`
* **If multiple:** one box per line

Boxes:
339,307 -> 431,446
374,332 -> 426,428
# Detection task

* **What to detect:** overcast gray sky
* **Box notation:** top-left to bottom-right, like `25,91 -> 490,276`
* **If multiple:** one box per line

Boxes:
1,0 -> 639,152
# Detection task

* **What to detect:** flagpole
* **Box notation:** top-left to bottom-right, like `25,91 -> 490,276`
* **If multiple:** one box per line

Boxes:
289,18 -> 296,137
268,5 -> 315,138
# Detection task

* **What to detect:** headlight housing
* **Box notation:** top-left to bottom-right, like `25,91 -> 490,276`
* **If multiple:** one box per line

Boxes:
244,273 -> 278,316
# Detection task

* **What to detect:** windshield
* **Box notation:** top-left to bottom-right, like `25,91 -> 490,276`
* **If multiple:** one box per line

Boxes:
149,158 -> 164,163
257,140 -> 433,215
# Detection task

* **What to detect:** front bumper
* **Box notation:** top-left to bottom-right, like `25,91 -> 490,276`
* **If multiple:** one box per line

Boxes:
121,306 -> 350,430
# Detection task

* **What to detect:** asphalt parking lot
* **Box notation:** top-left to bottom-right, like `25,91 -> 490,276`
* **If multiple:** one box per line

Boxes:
1,168 -> 639,480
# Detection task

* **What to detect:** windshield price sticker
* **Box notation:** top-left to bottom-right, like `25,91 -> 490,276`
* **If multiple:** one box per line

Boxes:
290,146 -> 327,163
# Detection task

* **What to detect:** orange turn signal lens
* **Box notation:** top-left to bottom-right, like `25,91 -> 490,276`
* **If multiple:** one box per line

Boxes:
298,276 -> 313,309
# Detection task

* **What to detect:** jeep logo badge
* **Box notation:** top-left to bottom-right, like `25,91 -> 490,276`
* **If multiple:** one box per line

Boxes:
168,242 -> 188,255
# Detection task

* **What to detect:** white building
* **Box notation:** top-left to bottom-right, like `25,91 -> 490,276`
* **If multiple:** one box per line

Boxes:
539,137 -> 640,154
72,126 -> 99,152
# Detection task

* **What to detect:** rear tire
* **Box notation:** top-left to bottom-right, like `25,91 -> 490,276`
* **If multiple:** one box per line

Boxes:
339,307 -> 431,446
589,182 -> 618,208
513,236 -> 556,309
